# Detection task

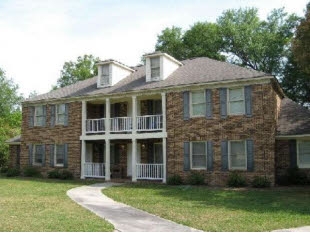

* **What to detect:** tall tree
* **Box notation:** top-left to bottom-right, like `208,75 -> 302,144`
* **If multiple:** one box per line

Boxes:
54,54 -> 100,89
292,2 -> 310,74
217,8 -> 299,75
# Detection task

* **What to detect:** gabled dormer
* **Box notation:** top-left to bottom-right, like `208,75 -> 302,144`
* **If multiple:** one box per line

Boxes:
144,52 -> 182,82
97,60 -> 134,88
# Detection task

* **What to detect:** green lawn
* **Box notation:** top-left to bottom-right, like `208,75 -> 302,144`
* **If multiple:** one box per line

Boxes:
0,177 -> 113,232
103,183 -> 310,232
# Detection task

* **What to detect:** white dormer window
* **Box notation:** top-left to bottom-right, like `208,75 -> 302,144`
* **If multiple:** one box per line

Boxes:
100,65 -> 110,86
151,57 -> 160,80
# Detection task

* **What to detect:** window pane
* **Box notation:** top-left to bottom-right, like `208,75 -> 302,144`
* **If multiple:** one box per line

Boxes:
230,141 -> 246,169
36,106 -> 43,116
192,142 -> 205,155
192,103 -> 206,116
151,57 -> 160,68
57,104 -> 66,114
231,141 -> 245,155
192,91 -> 204,103
231,154 -> 246,168
151,67 -> 160,78
56,145 -> 64,165
102,65 -> 109,75
101,75 -> 109,85
230,101 -> 245,114
57,114 -> 65,124
229,88 -> 243,101
299,142 -> 310,166
34,145 -> 43,164
192,154 -> 206,168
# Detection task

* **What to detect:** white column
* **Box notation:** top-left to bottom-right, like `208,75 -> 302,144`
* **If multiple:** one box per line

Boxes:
105,139 -> 111,181
82,100 -> 87,135
105,98 -> 110,134
162,137 -> 167,183
81,140 -> 86,179
132,138 -> 137,182
161,92 -> 166,131
132,95 -> 137,133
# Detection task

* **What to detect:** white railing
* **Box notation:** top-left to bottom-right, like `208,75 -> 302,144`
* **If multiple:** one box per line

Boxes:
84,163 -> 105,178
86,118 -> 105,133
137,115 -> 163,131
110,117 -> 132,132
136,163 -> 164,180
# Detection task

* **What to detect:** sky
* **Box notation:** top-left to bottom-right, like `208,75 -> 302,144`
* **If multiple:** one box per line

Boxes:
0,0 -> 309,97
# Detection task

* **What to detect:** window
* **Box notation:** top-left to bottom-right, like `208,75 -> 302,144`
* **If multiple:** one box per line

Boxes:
298,141 -> 310,168
229,141 -> 246,170
191,142 -> 206,169
34,106 -> 44,126
150,57 -> 160,79
228,88 -> 245,115
33,144 -> 44,166
191,91 -> 206,117
154,143 -> 163,163
100,65 -> 110,85
56,104 -> 66,125
55,144 -> 65,167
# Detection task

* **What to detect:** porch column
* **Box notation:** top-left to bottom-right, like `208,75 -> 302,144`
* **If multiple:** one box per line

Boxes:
132,138 -> 137,182
105,139 -> 111,181
132,95 -> 137,133
81,140 -> 86,179
161,92 -> 166,131
162,137 -> 167,183
105,98 -> 110,134
82,100 -> 87,135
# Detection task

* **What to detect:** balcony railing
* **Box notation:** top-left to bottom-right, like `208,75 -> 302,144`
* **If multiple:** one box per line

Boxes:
86,118 -> 105,133
110,117 -> 132,132
137,114 -> 163,131
136,163 -> 164,180
84,162 -> 105,178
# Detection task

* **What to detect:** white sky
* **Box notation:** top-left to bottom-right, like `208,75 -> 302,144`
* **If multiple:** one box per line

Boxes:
0,0 -> 308,97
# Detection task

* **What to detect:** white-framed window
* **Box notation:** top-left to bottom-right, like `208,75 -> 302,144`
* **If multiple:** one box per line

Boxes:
190,142 -> 206,169
228,140 -> 247,170
100,65 -> 110,86
228,87 -> 245,115
150,57 -> 160,79
297,140 -> 310,168
56,104 -> 66,125
34,106 -> 44,126
55,144 -> 65,167
191,91 -> 206,117
154,143 -> 163,163
33,144 -> 44,166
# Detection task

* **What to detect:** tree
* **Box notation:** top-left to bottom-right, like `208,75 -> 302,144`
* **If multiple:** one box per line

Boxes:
217,7 -> 299,75
54,55 -> 100,89
292,2 -> 310,74
0,68 -> 22,167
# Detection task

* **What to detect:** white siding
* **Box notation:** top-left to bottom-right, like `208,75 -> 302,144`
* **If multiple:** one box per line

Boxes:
111,64 -> 132,86
162,56 -> 179,80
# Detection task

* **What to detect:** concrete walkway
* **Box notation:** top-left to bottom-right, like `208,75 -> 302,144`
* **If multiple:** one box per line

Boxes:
67,183 -> 201,232
272,226 -> 310,232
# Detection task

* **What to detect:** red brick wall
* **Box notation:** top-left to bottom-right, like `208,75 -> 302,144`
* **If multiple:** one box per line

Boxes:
8,145 -> 20,168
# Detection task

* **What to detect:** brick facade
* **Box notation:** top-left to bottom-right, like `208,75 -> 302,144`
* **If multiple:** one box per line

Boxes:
8,145 -> 20,168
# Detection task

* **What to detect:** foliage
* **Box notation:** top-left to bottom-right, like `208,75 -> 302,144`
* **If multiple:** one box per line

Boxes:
251,176 -> 271,188
187,171 -> 205,185
0,166 -> 8,173
227,171 -> 247,187
6,168 -> 20,177
292,2 -> 310,75
167,174 -> 183,185
47,169 -> 62,179
23,167 -> 42,177
48,169 -> 74,180
54,54 -> 100,89
278,167 -> 309,185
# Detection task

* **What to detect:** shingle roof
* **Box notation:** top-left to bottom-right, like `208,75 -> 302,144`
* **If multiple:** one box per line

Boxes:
277,98 -> 310,136
25,57 -> 267,102
6,135 -> 21,144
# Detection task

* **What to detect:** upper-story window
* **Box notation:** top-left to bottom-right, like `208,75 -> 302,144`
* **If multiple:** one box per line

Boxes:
228,88 -> 245,115
191,91 -> 206,117
228,140 -> 247,170
100,65 -> 110,86
56,104 -> 66,125
150,57 -> 160,79
298,140 -> 310,168
34,106 -> 45,126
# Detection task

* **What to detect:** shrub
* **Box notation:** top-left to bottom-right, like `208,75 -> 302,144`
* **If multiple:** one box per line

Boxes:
285,167 -> 309,185
0,167 -> 9,174
23,167 -> 42,177
59,170 -> 74,180
6,168 -> 20,177
251,176 -> 271,188
167,174 -> 183,185
227,172 -> 247,187
187,171 -> 205,185
47,169 -> 61,179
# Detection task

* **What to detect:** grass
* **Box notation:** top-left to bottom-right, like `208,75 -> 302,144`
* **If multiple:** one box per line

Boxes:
103,183 -> 310,232
0,177 -> 114,232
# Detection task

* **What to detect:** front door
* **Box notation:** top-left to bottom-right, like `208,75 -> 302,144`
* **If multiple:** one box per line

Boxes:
127,143 -> 141,176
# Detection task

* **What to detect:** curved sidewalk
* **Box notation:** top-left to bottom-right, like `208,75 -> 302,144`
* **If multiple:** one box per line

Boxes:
67,183 -> 201,232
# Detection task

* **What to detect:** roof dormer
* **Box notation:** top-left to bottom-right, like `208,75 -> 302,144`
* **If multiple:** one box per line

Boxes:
144,52 -> 182,83
97,60 -> 134,88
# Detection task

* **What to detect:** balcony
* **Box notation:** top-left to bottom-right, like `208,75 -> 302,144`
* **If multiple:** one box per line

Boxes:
137,115 -> 163,132
110,117 -> 132,132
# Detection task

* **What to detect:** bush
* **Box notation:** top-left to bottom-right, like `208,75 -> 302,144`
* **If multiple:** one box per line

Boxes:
251,176 -> 271,188
23,167 -> 42,177
0,167 -> 9,174
187,171 -> 205,185
6,168 -> 20,177
47,169 -> 61,179
227,172 -> 247,187
279,167 -> 309,185
167,174 -> 183,185
48,169 -> 73,180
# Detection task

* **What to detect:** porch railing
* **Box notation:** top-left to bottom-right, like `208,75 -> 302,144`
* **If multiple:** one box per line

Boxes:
137,115 -> 163,131
86,118 -> 105,133
84,163 -> 105,178
136,163 -> 164,180
110,117 -> 132,132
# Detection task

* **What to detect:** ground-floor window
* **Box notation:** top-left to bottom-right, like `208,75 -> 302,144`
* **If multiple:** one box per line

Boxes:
190,142 -> 207,169
55,144 -> 65,167
33,144 -> 44,166
228,140 -> 247,170
297,140 -> 310,168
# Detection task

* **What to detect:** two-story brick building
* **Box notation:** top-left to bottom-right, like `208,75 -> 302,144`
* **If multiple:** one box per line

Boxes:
6,52 -> 310,185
